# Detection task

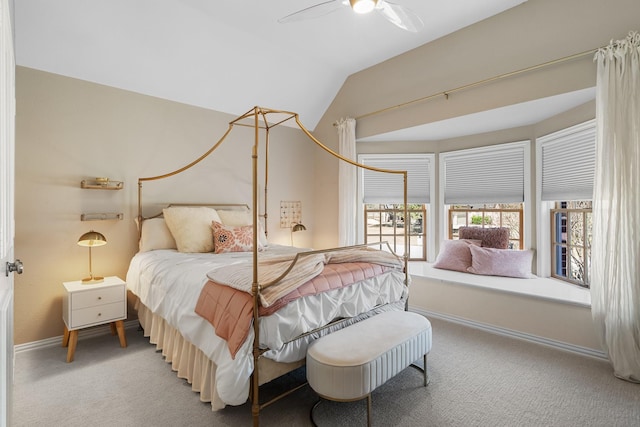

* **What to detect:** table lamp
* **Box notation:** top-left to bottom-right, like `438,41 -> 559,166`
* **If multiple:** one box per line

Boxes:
291,222 -> 306,246
77,231 -> 107,284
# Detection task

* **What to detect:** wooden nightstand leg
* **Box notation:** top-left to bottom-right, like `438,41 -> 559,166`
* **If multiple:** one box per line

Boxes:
114,320 -> 127,348
110,322 -> 117,336
62,325 -> 70,347
66,330 -> 78,363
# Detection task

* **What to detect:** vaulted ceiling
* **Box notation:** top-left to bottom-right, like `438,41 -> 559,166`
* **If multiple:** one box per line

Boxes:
15,0 -> 530,131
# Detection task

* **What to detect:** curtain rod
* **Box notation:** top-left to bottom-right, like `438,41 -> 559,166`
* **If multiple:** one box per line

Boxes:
345,47 -> 600,123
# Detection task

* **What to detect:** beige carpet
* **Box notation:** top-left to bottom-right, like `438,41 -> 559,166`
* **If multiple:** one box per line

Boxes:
12,317 -> 640,426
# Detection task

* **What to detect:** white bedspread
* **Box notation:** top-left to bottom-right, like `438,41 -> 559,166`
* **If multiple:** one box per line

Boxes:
126,245 -> 407,407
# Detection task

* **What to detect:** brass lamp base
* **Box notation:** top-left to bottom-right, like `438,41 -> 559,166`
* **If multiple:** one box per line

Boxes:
81,276 -> 104,284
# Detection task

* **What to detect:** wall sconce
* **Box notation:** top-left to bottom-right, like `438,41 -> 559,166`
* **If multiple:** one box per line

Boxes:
291,222 -> 306,246
77,231 -> 107,284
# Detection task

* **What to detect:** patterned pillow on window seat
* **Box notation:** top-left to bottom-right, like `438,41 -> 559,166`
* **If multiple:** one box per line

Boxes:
458,226 -> 510,249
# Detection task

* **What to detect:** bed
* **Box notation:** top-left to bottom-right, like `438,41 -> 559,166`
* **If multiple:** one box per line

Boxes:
126,107 -> 411,426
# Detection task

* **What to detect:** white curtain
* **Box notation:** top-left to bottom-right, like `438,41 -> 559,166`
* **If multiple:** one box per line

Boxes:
336,117 -> 356,246
592,31 -> 640,383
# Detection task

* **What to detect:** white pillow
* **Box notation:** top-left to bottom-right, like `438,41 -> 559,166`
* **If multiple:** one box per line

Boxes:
139,218 -> 177,252
217,209 -> 268,246
163,207 -> 222,253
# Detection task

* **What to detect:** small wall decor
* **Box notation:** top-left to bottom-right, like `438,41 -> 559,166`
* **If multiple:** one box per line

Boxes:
280,201 -> 302,228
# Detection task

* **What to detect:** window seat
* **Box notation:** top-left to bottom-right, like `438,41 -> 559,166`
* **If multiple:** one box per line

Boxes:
408,263 -> 591,308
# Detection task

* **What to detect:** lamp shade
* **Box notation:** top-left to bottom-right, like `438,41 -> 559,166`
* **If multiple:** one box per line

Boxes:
77,231 -> 107,247
77,231 -> 107,284
292,223 -> 306,233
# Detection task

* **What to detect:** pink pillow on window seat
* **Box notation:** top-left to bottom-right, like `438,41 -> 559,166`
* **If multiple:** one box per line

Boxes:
467,245 -> 534,279
433,239 -> 482,273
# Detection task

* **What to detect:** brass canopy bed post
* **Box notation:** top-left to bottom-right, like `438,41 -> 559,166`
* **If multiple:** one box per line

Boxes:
251,107 -> 261,427
263,128 -> 269,239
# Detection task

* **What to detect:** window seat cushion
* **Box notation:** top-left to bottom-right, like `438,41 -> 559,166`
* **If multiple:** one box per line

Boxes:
409,262 -> 590,308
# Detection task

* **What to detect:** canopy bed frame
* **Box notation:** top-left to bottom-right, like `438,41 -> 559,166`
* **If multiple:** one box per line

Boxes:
134,106 -> 410,426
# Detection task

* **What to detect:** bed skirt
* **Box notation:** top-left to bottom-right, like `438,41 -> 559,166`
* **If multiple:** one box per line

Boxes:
135,299 -> 305,411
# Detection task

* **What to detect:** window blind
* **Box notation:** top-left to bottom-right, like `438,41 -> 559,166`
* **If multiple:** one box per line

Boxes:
360,154 -> 432,204
442,141 -> 526,205
538,119 -> 596,201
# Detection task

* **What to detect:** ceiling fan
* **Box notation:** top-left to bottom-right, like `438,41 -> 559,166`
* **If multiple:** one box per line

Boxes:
278,0 -> 424,33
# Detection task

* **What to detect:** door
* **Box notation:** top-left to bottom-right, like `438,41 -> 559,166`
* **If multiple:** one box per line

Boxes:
0,0 -> 15,426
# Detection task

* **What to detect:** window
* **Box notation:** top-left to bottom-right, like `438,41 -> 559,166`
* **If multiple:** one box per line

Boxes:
449,203 -> 523,249
537,120 -> 595,288
365,204 -> 426,260
359,154 -> 434,261
440,141 -> 530,248
550,201 -> 592,288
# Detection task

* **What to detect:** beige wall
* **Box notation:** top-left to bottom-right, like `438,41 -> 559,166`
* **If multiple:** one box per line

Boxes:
14,67 -> 316,344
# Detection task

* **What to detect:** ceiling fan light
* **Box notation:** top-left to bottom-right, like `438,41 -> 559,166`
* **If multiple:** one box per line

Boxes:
350,0 -> 377,14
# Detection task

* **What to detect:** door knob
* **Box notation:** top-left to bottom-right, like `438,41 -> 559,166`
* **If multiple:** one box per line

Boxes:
6,259 -> 24,277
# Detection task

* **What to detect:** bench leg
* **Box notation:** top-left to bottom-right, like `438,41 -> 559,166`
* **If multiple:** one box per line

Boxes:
367,394 -> 372,427
424,354 -> 429,386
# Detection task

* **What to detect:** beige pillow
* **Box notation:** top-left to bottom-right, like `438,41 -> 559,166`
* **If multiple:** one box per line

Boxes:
218,209 -> 268,246
217,209 -> 251,226
163,207 -> 222,253
139,218 -> 177,252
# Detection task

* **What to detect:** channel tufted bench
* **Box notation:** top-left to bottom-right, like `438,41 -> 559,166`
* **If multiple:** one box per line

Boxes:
306,310 -> 432,426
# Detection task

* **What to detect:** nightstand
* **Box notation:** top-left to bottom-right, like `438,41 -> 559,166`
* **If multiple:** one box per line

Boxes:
62,276 -> 127,362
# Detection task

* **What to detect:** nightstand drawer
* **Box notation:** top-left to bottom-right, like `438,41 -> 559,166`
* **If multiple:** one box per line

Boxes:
70,301 -> 125,329
71,285 -> 124,309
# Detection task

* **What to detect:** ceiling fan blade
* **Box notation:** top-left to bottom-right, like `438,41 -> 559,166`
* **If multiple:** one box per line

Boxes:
278,0 -> 347,24
376,0 -> 424,32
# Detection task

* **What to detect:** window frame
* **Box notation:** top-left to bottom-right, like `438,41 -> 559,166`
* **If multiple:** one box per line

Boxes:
536,120 -> 596,286
357,153 -> 435,261
439,141 -> 532,249
549,203 -> 592,288
448,204 -> 524,249
364,203 -> 427,261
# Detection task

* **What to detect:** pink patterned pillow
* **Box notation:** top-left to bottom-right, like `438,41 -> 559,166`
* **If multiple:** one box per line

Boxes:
467,245 -> 534,279
433,239 -> 482,272
211,221 -> 262,254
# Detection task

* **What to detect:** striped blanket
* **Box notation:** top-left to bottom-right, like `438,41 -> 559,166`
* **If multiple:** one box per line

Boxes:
206,247 -> 403,307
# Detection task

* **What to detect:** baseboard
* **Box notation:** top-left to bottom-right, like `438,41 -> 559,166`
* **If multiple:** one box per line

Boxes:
14,320 -> 140,354
410,306 -> 608,361
17,312 -> 608,361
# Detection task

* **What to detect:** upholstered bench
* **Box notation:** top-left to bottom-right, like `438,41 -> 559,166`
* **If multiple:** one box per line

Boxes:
306,310 -> 432,426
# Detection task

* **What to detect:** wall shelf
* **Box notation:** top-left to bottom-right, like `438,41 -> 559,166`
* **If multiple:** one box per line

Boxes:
81,179 -> 123,190
81,213 -> 124,221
